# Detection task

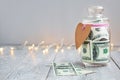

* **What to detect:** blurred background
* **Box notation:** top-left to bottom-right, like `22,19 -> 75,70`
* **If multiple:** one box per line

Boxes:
0,0 -> 119,45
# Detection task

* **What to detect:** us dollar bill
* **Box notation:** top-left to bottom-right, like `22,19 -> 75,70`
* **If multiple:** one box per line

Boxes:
74,67 -> 95,75
81,40 -> 110,63
53,63 -> 95,76
81,40 -> 92,62
53,63 -> 75,76
92,41 -> 110,62
88,27 -> 109,41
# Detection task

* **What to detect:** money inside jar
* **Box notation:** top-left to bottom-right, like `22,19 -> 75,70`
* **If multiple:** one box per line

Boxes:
81,6 -> 110,65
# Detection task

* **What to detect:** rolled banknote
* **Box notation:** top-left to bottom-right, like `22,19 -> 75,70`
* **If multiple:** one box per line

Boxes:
81,40 -> 110,63
88,27 -> 109,41
81,40 -> 91,61
92,41 -> 110,62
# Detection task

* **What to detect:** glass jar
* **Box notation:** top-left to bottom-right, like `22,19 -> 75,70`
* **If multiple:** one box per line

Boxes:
81,6 -> 110,66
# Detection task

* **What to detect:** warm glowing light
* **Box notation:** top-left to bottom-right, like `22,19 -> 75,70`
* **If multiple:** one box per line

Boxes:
43,48 -> 49,55
45,48 -> 48,53
10,47 -> 14,56
111,43 -> 114,47
0,48 -> 4,55
34,47 -> 38,51
54,44 -> 61,53
32,44 -> 35,48
61,48 -> 64,53
28,44 -> 35,52
77,46 -> 82,54
10,50 -> 14,56
43,50 -> 46,54
10,47 -> 14,50
67,46 -> 71,50
111,43 -> 114,50
55,45 -> 60,49
28,46 -> 33,51
55,49 -> 58,53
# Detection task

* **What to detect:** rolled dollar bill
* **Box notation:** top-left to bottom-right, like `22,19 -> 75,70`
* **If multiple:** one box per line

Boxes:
90,27 -> 109,41
81,40 -> 110,63
81,40 -> 92,62
92,41 -> 110,63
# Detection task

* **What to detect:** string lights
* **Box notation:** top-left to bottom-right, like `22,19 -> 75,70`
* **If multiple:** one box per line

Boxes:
10,47 -> 14,56
0,48 -> 4,55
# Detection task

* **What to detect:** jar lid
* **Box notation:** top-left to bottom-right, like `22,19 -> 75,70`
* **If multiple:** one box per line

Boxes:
88,6 -> 104,16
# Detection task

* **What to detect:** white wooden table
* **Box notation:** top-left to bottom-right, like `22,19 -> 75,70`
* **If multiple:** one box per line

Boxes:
0,46 -> 120,80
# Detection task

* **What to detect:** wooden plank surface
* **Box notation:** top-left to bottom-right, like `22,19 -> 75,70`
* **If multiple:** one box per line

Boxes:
0,46 -> 120,80
0,47 -> 56,80
85,59 -> 120,80
47,48 -> 120,80
46,48 -> 86,80
111,51 -> 120,69
0,47 -> 27,80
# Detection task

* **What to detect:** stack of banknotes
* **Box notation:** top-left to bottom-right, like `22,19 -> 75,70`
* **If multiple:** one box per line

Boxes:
82,26 -> 110,63
53,63 -> 94,76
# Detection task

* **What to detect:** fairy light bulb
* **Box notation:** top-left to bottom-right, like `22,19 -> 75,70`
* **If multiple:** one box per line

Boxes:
61,48 -> 64,53
34,47 -> 38,51
67,46 -> 71,50
77,47 -> 81,54
55,48 -> 58,53
0,48 -> 4,55
42,45 -> 49,55
110,43 -> 114,50
32,44 -> 35,48
10,47 -> 14,56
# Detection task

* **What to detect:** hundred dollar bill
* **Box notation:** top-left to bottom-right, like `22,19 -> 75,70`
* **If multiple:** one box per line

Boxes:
92,41 -> 110,63
53,63 -> 95,76
53,63 -> 76,76
81,40 -> 110,63
74,66 -> 95,75
81,40 -> 92,62
88,27 -> 109,41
